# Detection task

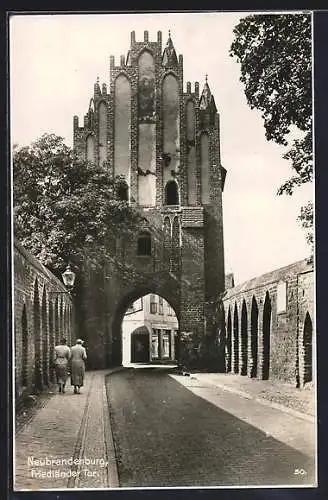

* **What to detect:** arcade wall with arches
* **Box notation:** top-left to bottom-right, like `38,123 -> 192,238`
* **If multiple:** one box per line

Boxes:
222,259 -> 314,388
14,241 -> 74,402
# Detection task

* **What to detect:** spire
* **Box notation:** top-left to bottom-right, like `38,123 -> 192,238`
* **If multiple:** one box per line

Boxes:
199,74 -> 212,110
94,76 -> 101,97
162,30 -> 178,67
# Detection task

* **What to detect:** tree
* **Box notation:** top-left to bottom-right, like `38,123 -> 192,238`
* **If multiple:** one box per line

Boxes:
230,13 -> 313,250
13,133 -> 141,276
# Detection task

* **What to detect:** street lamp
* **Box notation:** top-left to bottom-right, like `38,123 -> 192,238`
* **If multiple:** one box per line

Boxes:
50,264 -> 76,296
61,264 -> 76,291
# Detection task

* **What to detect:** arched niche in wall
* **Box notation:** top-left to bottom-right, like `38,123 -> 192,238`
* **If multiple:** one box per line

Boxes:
162,73 -> 180,189
48,298 -> 55,383
171,216 -> 181,274
54,296 -> 59,344
250,296 -> 259,378
200,132 -> 210,204
262,292 -> 271,380
86,134 -> 95,164
138,50 -> 155,121
114,74 -> 131,179
226,307 -> 232,372
233,302 -> 239,374
138,50 -> 156,206
41,286 -> 49,386
240,300 -> 248,376
163,216 -> 171,270
303,312 -> 313,384
186,99 -> 197,205
98,101 -> 108,166
33,278 -> 42,390
21,304 -> 28,387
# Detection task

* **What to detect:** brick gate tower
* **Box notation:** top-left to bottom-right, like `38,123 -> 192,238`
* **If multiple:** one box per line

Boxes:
73,30 -> 226,369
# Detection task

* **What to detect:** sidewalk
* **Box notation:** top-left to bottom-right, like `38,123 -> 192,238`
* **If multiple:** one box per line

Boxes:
191,372 -> 315,421
170,372 -> 316,462
14,369 -> 120,491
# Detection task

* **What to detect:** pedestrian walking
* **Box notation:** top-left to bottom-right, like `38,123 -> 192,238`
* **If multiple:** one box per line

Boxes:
54,338 -> 71,393
70,339 -> 87,394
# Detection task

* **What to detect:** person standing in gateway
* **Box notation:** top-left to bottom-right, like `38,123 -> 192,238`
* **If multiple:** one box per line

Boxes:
70,339 -> 87,394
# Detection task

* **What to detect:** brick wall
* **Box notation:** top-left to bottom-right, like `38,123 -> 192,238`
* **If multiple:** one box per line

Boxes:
14,241 -> 74,400
222,259 -> 314,387
72,30 -> 225,369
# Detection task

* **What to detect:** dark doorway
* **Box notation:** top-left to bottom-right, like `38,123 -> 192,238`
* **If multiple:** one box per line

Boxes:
250,297 -> 259,378
240,301 -> 248,376
131,330 -> 150,363
262,292 -> 271,380
226,308 -> 232,372
233,303 -> 239,374
303,312 -> 313,384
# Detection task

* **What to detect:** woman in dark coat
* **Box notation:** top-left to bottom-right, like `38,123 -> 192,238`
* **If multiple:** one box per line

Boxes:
54,338 -> 71,393
70,339 -> 87,394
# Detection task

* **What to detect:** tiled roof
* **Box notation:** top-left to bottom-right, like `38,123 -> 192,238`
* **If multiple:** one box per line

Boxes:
223,258 -> 313,300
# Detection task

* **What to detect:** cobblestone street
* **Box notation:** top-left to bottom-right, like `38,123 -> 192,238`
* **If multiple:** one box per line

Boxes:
106,367 -> 315,487
14,366 -> 316,490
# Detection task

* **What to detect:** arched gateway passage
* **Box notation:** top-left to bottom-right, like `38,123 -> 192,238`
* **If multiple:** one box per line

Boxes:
110,276 -> 180,367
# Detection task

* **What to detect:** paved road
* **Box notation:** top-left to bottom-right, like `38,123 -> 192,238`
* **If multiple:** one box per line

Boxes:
105,367 -> 315,488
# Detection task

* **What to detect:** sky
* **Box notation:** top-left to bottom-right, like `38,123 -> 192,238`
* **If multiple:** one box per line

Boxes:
9,12 -> 313,285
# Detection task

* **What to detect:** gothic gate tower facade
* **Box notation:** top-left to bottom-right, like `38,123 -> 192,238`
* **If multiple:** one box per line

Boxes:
73,30 -> 226,368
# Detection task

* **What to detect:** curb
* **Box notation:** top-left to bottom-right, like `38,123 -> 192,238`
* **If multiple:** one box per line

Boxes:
193,376 -> 315,423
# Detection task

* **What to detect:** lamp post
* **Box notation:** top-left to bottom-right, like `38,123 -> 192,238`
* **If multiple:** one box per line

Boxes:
50,264 -> 76,296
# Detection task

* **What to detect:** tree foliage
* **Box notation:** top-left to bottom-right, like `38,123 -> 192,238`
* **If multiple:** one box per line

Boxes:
230,13 -> 313,246
13,133 -> 141,275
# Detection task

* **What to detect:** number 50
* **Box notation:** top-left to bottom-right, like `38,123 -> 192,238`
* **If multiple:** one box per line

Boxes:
294,468 -> 307,476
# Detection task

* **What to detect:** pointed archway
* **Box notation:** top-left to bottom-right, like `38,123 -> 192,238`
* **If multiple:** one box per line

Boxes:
233,303 -> 239,374
262,292 -> 271,380
21,304 -> 28,387
250,297 -> 259,378
33,279 -> 42,390
303,312 -> 313,384
41,287 -> 49,386
226,308 -> 232,372
240,300 -> 248,376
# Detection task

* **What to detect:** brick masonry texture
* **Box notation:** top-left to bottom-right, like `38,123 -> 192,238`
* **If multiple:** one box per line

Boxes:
14,30 -> 315,392
222,259 -> 314,387
14,240 -> 74,402
72,30 -> 225,370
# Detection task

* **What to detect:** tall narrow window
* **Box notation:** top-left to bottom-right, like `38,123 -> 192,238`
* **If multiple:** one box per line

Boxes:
165,181 -> 179,205
150,295 -> 157,314
137,231 -> 151,256
159,296 -> 164,315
